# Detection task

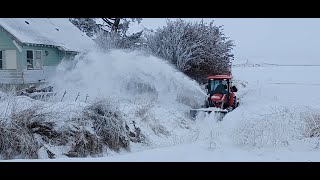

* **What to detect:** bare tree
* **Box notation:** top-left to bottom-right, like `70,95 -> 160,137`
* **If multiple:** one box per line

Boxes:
69,18 -> 101,38
101,18 -> 142,34
69,18 -> 144,50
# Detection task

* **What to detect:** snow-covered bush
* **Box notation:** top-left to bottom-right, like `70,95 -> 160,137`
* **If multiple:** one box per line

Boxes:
63,118 -> 103,158
145,19 -> 234,83
0,84 -> 18,93
0,121 -> 39,160
150,122 -> 171,137
232,106 -> 306,148
83,99 -> 130,152
0,104 -> 53,159
300,108 -> 320,138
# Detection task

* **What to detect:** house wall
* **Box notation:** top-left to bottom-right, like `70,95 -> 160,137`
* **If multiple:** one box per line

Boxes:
21,46 -> 72,84
21,46 -> 65,67
22,66 -> 57,84
0,27 -> 23,69
0,70 -> 24,84
0,26 -> 77,85
0,27 -> 24,84
0,27 -> 17,49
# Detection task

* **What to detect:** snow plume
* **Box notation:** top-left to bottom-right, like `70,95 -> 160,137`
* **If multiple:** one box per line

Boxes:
47,49 -> 207,148
50,49 -> 206,107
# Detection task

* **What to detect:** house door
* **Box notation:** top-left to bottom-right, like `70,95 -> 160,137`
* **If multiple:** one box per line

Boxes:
5,50 -> 17,69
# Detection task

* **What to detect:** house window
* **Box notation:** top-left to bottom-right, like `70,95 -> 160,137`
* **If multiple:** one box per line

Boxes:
27,50 -> 33,69
35,50 -> 42,69
27,50 -> 42,70
0,51 -> 2,69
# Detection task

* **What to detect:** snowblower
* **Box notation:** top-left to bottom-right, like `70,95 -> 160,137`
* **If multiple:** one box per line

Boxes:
190,75 -> 239,120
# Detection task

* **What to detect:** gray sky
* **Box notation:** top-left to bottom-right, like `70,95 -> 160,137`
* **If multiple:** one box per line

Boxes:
129,18 -> 320,65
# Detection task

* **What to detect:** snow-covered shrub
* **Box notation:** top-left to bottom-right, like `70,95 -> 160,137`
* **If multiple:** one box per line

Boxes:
0,122 -> 38,160
233,106 -> 306,148
300,108 -> 320,138
10,104 -> 68,146
83,99 -> 130,152
145,19 -> 234,83
0,120 -> 37,160
124,120 -> 149,144
63,118 -> 103,158
0,105 -> 50,159
0,101 -> 73,159
134,97 -> 155,120
150,123 -> 170,137
0,84 -> 18,93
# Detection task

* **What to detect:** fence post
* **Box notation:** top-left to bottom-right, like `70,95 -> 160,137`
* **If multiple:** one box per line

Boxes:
61,90 -> 67,101
75,92 -> 80,102
85,94 -> 89,103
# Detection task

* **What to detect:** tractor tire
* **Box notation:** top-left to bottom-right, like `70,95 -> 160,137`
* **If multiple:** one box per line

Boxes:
232,96 -> 238,109
205,100 -> 209,108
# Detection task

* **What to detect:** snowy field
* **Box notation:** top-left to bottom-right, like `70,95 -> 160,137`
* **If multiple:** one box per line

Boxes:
1,50 -> 320,162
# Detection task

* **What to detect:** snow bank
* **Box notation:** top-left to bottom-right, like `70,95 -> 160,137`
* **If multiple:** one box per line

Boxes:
222,65 -> 320,149
223,105 -> 304,148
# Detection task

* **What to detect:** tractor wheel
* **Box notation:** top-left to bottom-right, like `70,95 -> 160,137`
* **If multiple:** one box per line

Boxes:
205,100 -> 209,108
232,96 -> 238,109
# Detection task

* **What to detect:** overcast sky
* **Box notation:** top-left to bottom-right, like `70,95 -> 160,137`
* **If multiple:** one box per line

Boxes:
129,18 -> 320,65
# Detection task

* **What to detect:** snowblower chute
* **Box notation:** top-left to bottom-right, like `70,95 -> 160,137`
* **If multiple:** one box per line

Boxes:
190,75 -> 239,120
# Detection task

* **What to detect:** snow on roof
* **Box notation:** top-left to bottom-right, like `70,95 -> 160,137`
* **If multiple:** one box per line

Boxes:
0,18 -> 95,52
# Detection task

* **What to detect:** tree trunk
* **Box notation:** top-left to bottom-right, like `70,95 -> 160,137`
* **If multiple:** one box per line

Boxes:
112,18 -> 121,32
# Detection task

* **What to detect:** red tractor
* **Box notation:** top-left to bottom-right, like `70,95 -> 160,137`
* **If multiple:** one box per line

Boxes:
190,75 -> 239,120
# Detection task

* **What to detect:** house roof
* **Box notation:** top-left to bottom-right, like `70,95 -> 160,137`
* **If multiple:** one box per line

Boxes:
0,18 -> 95,52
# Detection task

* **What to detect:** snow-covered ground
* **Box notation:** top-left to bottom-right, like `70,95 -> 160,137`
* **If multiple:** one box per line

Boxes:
1,50 -> 320,162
